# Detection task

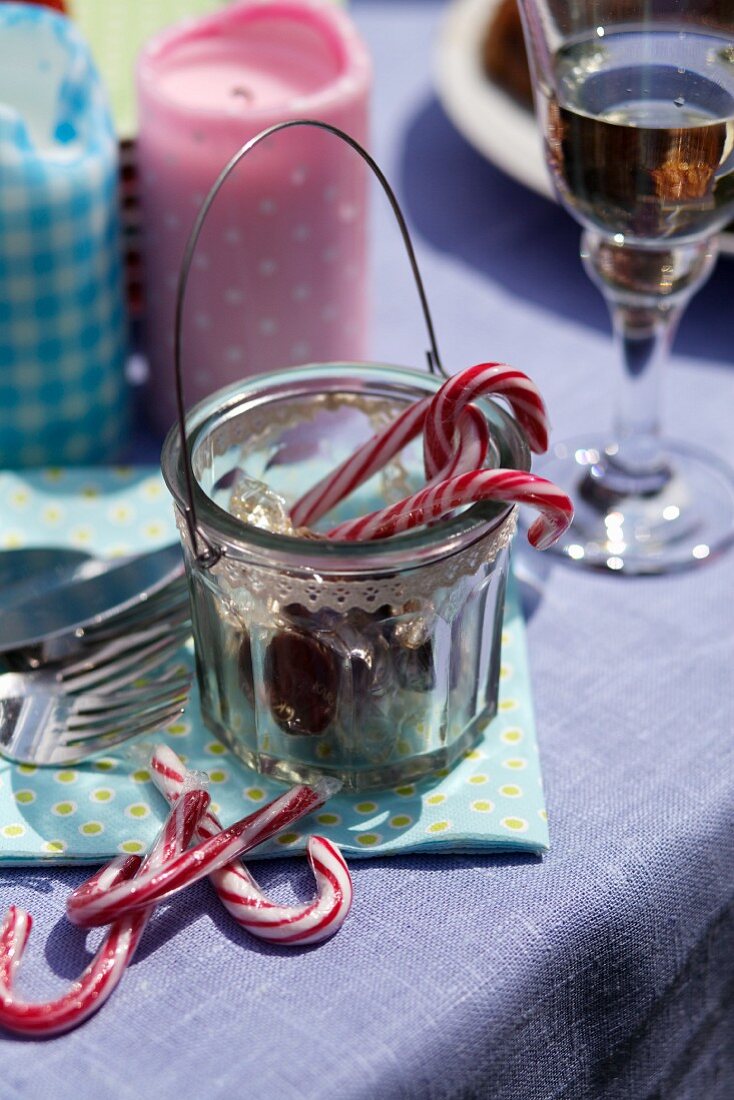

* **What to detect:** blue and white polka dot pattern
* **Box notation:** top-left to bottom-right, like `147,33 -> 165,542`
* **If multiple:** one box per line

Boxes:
0,467 -> 550,864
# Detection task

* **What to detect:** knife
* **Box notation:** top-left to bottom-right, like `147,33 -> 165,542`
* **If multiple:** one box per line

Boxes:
0,543 -> 185,655
0,547 -> 94,606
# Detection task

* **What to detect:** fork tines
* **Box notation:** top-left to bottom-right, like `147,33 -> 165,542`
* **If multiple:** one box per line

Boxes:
61,676 -> 192,746
57,621 -> 192,695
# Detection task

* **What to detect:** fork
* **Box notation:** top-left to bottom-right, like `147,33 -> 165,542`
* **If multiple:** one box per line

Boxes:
0,620 -> 193,766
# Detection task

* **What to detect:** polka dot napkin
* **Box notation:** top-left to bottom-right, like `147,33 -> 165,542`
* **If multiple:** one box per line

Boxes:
0,467 -> 549,865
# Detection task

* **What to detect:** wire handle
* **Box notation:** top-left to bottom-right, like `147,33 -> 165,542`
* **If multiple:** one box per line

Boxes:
173,118 -> 445,567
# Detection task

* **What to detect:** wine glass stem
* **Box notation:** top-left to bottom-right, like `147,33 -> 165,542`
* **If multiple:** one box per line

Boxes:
581,230 -> 718,496
609,299 -> 680,477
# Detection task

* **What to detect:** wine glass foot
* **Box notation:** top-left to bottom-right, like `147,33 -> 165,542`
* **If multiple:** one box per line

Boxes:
533,435 -> 734,575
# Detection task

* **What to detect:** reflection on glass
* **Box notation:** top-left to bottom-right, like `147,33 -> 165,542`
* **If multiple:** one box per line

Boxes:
517,0 -> 734,573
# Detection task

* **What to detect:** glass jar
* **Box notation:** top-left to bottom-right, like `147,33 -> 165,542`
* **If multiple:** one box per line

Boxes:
162,362 -> 530,791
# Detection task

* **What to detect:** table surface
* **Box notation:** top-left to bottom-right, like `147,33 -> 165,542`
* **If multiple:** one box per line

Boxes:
3,3 -> 734,1097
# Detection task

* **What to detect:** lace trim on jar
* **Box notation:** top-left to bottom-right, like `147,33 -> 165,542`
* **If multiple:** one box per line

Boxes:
177,508 -> 517,615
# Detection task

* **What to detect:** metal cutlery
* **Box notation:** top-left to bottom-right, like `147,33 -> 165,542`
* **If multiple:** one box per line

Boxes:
0,618 -> 192,766
0,547 -> 94,607
0,542 -> 185,658
8,574 -> 191,670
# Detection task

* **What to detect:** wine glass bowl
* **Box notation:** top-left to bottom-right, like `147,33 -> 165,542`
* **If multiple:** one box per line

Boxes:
517,0 -> 734,573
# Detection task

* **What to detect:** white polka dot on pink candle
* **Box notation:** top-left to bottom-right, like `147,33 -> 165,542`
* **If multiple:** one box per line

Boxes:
136,0 -> 371,433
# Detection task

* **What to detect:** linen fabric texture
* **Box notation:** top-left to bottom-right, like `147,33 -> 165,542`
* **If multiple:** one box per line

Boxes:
0,2 -> 732,1095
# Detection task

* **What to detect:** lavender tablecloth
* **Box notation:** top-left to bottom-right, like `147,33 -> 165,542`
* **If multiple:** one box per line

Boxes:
2,3 -> 733,1097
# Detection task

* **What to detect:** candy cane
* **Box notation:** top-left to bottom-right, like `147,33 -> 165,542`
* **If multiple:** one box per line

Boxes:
289,397 -> 430,527
425,405 -> 488,485
150,745 -> 352,946
0,787 -> 209,1037
327,468 -> 574,551
289,364 -> 548,527
66,776 -> 340,929
290,402 -> 489,528
424,362 -> 549,476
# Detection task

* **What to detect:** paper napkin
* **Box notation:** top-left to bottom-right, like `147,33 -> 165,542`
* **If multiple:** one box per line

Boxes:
0,467 -> 549,864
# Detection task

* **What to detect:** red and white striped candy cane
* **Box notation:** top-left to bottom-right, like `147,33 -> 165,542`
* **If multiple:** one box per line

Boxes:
150,745 -> 352,946
289,397 -> 430,528
424,362 -> 549,477
327,468 -> 574,551
289,403 -> 490,529
66,776 -> 340,929
0,787 -> 209,1037
290,363 -> 547,527
425,404 -> 488,486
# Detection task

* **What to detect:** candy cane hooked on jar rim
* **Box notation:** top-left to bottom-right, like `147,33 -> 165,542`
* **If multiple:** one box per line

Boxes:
327,468 -> 574,551
150,745 -> 353,946
66,775 -> 342,929
289,402 -> 491,529
0,787 -> 209,1037
289,363 -> 549,527
423,362 -> 550,477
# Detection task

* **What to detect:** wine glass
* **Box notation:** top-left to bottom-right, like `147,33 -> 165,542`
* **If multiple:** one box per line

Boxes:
516,0 -> 734,573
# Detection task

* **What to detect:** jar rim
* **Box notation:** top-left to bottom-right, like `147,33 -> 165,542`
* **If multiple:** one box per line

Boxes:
161,362 -> 531,572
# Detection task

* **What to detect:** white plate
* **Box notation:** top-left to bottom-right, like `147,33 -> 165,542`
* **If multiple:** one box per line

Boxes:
435,0 -> 734,256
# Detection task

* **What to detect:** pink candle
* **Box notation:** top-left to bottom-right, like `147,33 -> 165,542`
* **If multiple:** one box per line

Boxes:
135,0 -> 371,434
